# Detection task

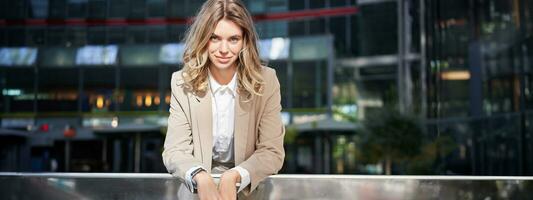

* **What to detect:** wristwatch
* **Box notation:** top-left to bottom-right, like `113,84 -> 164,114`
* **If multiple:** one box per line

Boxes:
191,167 -> 206,189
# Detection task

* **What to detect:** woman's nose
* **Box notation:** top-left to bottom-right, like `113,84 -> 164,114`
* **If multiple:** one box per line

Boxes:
218,41 -> 229,54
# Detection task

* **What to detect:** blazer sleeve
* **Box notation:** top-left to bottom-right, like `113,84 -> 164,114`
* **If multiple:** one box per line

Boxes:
162,72 -> 203,182
238,68 -> 286,195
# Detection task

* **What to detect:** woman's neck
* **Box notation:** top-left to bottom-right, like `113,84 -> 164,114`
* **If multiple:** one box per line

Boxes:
209,65 -> 236,85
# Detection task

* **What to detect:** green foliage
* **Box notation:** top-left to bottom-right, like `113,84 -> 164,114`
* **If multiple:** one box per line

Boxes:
284,126 -> 298,145
357,107 -> 458,175
358,109 -> 423,164
406,135 -> 456,174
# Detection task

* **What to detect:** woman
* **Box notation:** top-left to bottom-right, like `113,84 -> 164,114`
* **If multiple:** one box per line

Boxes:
162,0 -> 285,199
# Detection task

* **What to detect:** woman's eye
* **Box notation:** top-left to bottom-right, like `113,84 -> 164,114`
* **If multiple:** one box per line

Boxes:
229,37 -> 239,43
210,36 -> 219,42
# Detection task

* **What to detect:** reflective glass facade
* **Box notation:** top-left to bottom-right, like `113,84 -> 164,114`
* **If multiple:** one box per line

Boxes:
425,0 -> 533,175
0,0 -> 531,176
0,0 -> 357,114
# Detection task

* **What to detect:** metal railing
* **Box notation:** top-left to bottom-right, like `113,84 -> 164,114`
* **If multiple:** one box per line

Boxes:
1,173 -> 532,199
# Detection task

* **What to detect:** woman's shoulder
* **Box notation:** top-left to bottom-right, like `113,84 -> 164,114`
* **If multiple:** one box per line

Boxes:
170,69 -> 192,99
171,69 -> 186,86
260,65 -> 278,83
259,65 -> 280,95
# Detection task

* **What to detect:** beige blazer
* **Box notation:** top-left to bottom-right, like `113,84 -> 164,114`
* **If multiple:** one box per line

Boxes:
162,66 -> 285,195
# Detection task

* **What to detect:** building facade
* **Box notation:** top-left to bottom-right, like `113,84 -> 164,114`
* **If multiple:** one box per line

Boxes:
0,0 -> 531,175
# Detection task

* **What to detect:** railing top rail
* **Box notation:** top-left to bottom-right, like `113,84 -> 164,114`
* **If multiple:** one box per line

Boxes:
1,173 -> 532,180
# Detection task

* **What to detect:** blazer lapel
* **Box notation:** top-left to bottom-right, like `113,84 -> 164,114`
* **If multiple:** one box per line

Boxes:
193,90 -> 213,171
234,93 -> 251,165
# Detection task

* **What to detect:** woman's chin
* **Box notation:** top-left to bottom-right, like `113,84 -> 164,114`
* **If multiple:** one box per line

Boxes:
211,62 -> 236,71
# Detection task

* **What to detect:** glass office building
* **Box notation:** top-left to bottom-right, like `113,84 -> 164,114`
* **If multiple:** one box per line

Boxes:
0,0 -> 354,173
0,0 -> 531,175
423,0 -> 533,175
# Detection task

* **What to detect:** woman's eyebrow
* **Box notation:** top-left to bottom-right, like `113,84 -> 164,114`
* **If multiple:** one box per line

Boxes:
211,33 -> 242,38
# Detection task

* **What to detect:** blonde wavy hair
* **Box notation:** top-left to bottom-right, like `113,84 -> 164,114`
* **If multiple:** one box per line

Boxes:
181,0 -> 264,100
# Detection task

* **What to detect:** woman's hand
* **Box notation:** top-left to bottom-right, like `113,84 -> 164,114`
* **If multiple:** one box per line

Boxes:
195,171 -> 222,200
218,170 -> 241,200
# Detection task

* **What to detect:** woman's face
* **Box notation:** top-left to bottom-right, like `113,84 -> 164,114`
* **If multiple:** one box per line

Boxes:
207,19 -> 244,71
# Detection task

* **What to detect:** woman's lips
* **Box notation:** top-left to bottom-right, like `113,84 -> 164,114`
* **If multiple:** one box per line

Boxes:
216,56 -> 231,64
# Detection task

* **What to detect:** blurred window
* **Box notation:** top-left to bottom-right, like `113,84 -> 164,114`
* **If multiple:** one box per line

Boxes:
2,68 -> 35,112
159,43 -> 185,64
39,47 -> 76,67
109,0 -> 128,18
49,0 -> 67,19
67,27 -> 87,46
29,0 -> 49,18
290,36 -> 330,61
88,0 -> 107,19
0,47 -> 38,66
129,0 -> 146,18
5,0 -> 28,19
27,28 -> 46,46
309,18 -> 326,34
0,1 -> 6,19
76,45 -> 118,66
126,27 -> 147,44
330,0 -> 349,7
185,0 -> 203,16
147,0 -> 166,17
47,27 -> 67,46
87,27 -> 106,45
168,25 -> 187,43
82,67 -> 116,112
147,26 -> 167,43
266,0 -> 287,12
289,0 -> 306,10
37,68 -> 79,112
258,38 -> 290,61
260,21 -> 288,38
67,0 -> 88,18
293,61 -> 327,108
119,67 -> 159,111
7,28 -> 26,47
309,0 -> 325,9
248,0 -> 266,14
120,44 -> 160,66
108,27 -> 127,44
329,16 -> 349,56
358,2 -> 398,56
288,20 -> 306,36
0,29 -> 6,46
168,0 -> 187,18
